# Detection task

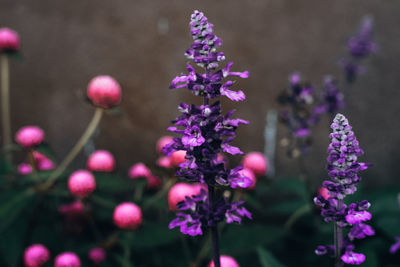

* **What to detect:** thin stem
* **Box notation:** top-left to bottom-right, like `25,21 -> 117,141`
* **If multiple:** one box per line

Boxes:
1,54 -> 12,163
208,185 -> 221,267
334,198 -> 344,267
27,149 -> 40,182
41,107 -> 103,190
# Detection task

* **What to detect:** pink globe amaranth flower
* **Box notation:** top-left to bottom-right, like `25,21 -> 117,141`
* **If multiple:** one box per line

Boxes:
208,255 -> 240,267
156,136 -> 174,154
168,182 -> 198,210
128,162 -> 151,179
68,170 -> 96,197
24,244 -> 50,267
87,75 -> 121,109
239,168 -> 256,190
18,163 -> 32,175
87,150 -> 115,172
318,187 -> 330,200
113,202 -> 142,230
59,201 -> 85,215
242,152 -> 268,176
146,174 -> 162,189
170,150 -> 187,167
0,28 -> 20,52
54,252 -> 81,267
33,151 -> 55,171
88,248 -> 106,265
156,156 -> 172,168
15,126 -> 45,148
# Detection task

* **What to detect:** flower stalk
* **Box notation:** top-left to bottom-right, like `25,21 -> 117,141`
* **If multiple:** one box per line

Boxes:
1,54 -> 12,163
41,107 -> 103,190
208,185 -> 221,267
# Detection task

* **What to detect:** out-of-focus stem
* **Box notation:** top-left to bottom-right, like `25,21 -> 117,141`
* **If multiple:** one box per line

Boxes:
1,54 -> 12,163
208,185 -> 221,267
27,149 -> 40,182
41,107 -> 103,190
334,199 -> 344,267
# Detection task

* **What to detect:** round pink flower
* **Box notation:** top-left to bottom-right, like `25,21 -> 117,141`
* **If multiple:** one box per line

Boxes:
88,248 -> 106,265
54,252 -> 81,267
156,156 -> 172,168
128,162 -> 151,179
0,28 -> 20,52
24,244 -> 50,267
18,163 -> 32,175
87,75 -> 121,109
59,201 -> 85,215
113,202 -> 142,230
168,183 -> 198,210
68,170 -> 96,197
146,174 -> 162,189
156,136 -> 173,154
170,150 -> 187,167
238,168 -> 256,190
15,126 -> 45,148
87,150 -> 115,172
33,151 -> 55,171
208,255 -> 240,267
318,187 -> 330,200
242,152 -> 267,176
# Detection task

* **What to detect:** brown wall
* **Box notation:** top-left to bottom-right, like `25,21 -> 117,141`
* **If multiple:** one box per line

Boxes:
0,0 -> 399,186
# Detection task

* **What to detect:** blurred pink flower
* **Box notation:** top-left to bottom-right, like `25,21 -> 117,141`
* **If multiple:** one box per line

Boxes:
87,76 -> 121,109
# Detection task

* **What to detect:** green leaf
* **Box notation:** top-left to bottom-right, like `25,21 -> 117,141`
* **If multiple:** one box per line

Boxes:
221,224 -> 286,254
0,216 -> 29,266
130,223 -> 180,250
272,177 -> 308,200
95,173 -> 135,194
0,188 -> 36,233
257,247 -> 286,267
267,200 -> 307,215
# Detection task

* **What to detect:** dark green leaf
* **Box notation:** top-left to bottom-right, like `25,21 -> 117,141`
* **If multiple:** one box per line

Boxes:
257,247 -> 286,267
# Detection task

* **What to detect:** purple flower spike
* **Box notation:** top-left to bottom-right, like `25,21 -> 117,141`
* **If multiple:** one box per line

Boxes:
342,16 -> 377,83
167,10 -> 251,245
315,114 -> 373,264
341,251 -> 366,265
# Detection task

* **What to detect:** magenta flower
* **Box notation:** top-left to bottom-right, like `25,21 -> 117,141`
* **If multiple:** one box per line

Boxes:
87,150 -> 115,172
0,28 -> 20,53
113,202 -> 142,230
15,126 -> 44,148
128,162 -> 151,179
87,76 -> 122,109
88,248 -> 106,265
54,252 -> 81,267
68,170 -> 96,197
24,244 -> 50,267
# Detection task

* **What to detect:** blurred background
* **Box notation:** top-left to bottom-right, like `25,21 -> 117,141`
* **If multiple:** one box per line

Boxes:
0,0 -> 399,187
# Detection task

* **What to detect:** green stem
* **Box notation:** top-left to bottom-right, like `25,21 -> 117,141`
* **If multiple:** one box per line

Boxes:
41,107 -> 103,190
143,177 -> 176,209
334,199 -> 344,267
27,149 -> 40,182
284,204 -> 311,230
1,55 -> 12,163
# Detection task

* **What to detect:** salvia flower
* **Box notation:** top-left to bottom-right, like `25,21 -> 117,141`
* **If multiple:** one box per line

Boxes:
316,76 -> 345,115
0,28 -> 20,53
314,113 -> 373,265
166,10 -> 251,239
87,75 -> 122,109
24,244 -> 50,267
113,202 -> 142,230
208,255 -> 240,267
54,252 -> 81,267
87,150 -> 115,172
390,237 -> 400,254
15,126 -> 45,148
68,170 -> 96,197
342,17 -> 377,83
169,189 -> 251,236
88,248 -> 106,265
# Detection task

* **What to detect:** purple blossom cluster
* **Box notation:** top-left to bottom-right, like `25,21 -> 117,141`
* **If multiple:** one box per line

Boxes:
314,113 -> 374,265
279,74 -> 344,156
169,189 -> 251,236
341,17 -> 378,83
165,10 -> 252,236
